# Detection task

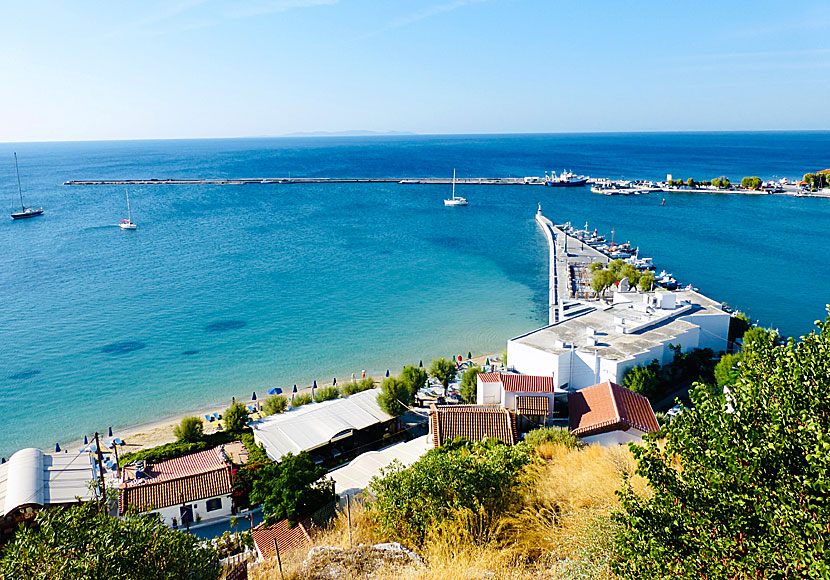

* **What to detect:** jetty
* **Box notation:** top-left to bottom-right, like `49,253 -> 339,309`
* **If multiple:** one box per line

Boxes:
535,207 -> 609,325
63,177 -> 541,186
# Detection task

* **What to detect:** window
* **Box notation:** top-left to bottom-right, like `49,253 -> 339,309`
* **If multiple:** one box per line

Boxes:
206,498 -> 222,512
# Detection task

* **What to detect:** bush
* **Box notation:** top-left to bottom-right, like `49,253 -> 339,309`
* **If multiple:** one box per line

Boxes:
367,438 -> 532,545
460,365 -> 481,403
622,360 -> 660,399
376,377 -> 411,416
262,394 -> 288,415
121,429 -> 254,466
523,426 -> 580,449
173,416 -> 204,443
342,377 -> 375,396
713,353 -> 742,387
224,402 -> 249,433
314,386 -> 341,402
292,393 -> 313,407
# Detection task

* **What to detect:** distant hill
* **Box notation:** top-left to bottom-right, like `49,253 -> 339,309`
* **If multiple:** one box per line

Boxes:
282,130 -> 416,137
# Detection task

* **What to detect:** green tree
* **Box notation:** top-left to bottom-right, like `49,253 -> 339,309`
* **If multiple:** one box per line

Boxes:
173,416 -> 204,443
637,270 -> 655,292
251,452 -> 335,526
622,360 -> 660,399
292,393 -> 313,407
342,377 -> 376,396
742,326 -> 778,350
613,312 -> 830,579
377,377 -> 411,416
711,178 -> 722,188
591,268 -> 616,298
460,365 -> 482,403
368,438 -> 532,545
399,364 -> 428,397
224,401 -> 249,433
589,261 -> 605,272
314,386 -> 341,402
803,173 -> 816,189
686,177 -> 696,187
713,352 -> 742,387
429,357 -> 458,396
619,263 -> 642,287
1,501 -> 220,579
262,394 -> 288,415
741,176 -> 762,189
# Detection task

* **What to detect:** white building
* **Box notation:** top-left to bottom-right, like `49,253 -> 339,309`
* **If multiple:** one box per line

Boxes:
119,445 -> 234,528
0,448 -> 97,534
569,381 -> 660,446
507,289 -> 730,390
476,372 -> 564,420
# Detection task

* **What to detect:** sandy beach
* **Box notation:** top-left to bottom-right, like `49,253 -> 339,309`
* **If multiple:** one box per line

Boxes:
69,353 -> 500,459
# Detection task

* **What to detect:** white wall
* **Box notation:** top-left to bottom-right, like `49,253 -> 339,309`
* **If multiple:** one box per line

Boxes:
506,341 -> 560,380
579,428 -> 646,447
147,494 -> 233,528
683,310 -> 730,353
476,378 -> 501,405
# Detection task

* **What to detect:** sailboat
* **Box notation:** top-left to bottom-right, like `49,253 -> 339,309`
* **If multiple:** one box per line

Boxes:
443,169 -> 468,206
10,153 -> 44,219
119,188 -> 137,230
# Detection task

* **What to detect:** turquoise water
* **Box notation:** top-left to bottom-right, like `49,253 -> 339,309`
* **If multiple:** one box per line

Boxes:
1,133 -> 829,455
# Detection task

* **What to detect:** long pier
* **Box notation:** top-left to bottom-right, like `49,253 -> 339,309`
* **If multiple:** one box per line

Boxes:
63,177 -> 545,186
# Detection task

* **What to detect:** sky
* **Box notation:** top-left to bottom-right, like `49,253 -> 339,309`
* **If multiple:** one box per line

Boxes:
1,0 -> 829,142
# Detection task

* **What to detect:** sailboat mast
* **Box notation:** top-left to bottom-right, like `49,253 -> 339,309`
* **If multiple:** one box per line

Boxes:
452,168 -> 456,200
13,152 -> 24,211
126,188 -> 132,222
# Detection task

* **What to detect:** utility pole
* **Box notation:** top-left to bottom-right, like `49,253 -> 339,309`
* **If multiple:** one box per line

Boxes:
93,432 -> 107,514
273,538 -> 285,580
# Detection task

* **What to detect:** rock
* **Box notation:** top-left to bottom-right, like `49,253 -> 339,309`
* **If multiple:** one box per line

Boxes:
301,543 -> 423,579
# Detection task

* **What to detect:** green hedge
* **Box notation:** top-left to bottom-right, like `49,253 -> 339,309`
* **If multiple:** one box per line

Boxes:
121,429 -> 269,466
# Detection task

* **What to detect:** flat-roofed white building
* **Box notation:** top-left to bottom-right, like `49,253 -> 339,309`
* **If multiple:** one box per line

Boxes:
507,289 -> 730,390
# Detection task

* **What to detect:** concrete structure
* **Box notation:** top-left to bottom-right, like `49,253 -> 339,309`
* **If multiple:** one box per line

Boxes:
507,288 -> 730,390
119,445 -> 234,528
569,381 -> 660,446
252,388 -> 394,462
0,448 -> 97,536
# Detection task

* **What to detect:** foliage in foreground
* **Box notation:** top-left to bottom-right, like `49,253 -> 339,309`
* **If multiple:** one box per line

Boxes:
614,312 -> 830,579
367,438 -> 532,545
1,502 -> 220,580
251,451 -> 335,526
523,426 -> 580,449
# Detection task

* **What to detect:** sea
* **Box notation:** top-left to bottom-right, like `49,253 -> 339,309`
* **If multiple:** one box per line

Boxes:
1,132 -> 829,456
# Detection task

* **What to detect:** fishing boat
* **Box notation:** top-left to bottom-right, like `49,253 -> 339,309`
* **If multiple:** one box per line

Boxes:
119,189 -> 137,230
443,169 -> 468,206
545,169 -> 588,187
10,153 -> 43,220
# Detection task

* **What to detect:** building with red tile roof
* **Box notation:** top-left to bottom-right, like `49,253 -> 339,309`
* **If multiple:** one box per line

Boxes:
568,381 -> 659,446
251,517 -> 314,560
119,445 -> 234,527
429,404 -> 517,448
476,373 -> 560,425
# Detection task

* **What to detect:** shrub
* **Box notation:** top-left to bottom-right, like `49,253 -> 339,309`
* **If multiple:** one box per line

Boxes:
714,352 -> 741,387
262,394 -> 288,415
376,377 -> 411,416
622,360 -> 660,399
342,377 -> 375,396
224,402 -> 249,433
459,365 -> 481,403
523,426 -> 580,449
173,416 -> 204,443
314,386 -> 341,402
292,393 -> 313,407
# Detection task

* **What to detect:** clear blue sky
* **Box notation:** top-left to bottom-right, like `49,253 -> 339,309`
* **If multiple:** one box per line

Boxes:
2,0 -> 829,141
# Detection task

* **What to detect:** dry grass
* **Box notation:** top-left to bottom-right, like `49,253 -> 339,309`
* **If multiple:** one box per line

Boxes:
248,443 -> 645,580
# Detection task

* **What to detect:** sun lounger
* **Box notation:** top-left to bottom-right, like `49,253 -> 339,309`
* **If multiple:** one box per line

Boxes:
113,438 -> 125,445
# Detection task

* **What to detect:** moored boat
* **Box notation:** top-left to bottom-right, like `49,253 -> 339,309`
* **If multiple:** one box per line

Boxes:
9,153 -> 44,220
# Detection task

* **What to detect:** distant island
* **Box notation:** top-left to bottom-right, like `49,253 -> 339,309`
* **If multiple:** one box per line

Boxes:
282,130 -> 416,137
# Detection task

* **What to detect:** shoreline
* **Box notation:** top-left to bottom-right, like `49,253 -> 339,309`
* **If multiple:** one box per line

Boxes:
48,353 -> 500,460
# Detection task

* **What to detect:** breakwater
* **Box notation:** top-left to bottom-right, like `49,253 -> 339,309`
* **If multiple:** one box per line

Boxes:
63,177 -> 541,186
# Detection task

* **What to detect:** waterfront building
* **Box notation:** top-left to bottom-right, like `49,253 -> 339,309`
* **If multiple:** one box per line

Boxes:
0,448 -> 97,537
507,289 -> 730,390
568,381 -> 660,446
475,372 -> 564,429
119,445 -> 234,528
252,388 -> 395,463
428,404 -> 518,448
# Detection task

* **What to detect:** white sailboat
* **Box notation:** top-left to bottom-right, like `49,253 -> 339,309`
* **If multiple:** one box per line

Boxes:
10,153 -> 44,219
443,169 -> 468,206
119,189 -> 137,230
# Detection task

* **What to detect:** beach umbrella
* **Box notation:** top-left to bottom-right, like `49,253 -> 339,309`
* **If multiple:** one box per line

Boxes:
351,373 -> 355,382
252,392 -> 257,401
55,443 -> 61,453
333,377 -> 337,386
468,352 -> 472,360
458,355 -> 463,362
419,360 -> 423,368
385,369 -> 390,377
83,435 -> 88,445
1,458 -> 4,464
267,387 -> 279,395
486,357 -> 490,365
313,380 -> 317,388
108,426 -> 113,437
293,385 -> 298,393
362,370 -> 366,378
232,396 -> 236,404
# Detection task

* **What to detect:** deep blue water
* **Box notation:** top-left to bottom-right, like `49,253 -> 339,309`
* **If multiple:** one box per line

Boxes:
1,132 -> 828,456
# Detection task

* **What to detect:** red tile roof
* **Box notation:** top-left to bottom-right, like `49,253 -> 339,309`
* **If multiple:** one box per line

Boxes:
252,518 -> 313,558
478,372 -> 557,393
119,446 -> 234,514
568,381 -> 660,437
516,396 -> 551,416
429,404 -> 517,447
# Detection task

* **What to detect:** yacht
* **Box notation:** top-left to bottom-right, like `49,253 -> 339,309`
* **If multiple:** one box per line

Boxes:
10,153 -> 44,220
119,188 -> 137,230
443,169 -> 468,206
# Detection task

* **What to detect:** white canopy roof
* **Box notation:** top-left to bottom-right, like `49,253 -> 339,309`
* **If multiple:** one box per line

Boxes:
0,448 -> 96,516
329,435 -> 431,497
252,388 -> 393,462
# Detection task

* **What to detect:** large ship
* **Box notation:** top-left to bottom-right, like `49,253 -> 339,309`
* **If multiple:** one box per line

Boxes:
544,169 -> 588,187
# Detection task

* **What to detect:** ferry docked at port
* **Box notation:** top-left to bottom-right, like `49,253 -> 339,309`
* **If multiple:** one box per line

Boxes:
544,169 -> 588,187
